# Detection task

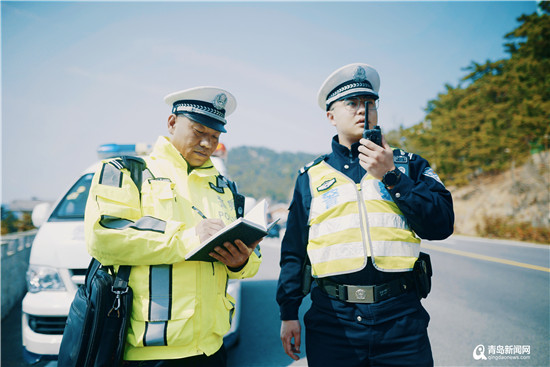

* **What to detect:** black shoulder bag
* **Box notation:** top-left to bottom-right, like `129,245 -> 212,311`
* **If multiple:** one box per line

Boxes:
57,260 -> 132,367
58,156 -> 147,367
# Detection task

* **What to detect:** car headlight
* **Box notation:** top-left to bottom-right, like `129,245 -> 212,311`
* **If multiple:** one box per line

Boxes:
26,265 -> 66,293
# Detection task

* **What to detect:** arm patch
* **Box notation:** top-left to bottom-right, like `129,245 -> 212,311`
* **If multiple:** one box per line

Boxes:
422,167 -> 444,186
99,162 -> 123,187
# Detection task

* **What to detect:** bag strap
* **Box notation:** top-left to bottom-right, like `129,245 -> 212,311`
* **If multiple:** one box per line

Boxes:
105,156 -> 148,282
85,258 -> 102,294
108,265 -> 132,318
120,156 -> 148,192
112,266 -> 131,291
89,156 -> 149,285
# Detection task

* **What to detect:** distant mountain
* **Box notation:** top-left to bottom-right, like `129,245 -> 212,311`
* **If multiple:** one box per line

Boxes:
226,147 -> 317,204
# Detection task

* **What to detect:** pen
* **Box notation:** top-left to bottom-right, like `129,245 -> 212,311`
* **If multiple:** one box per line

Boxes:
191,205 -> 208,219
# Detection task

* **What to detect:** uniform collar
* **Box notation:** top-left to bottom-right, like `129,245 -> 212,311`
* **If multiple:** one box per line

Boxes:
331,135 -> 361,160
151,136 -> 218,176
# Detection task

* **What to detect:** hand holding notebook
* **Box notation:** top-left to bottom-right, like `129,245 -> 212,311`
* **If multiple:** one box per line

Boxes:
186,199 -> 279,262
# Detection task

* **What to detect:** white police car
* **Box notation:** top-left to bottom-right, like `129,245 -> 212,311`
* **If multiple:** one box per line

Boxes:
22,143 -> 241,364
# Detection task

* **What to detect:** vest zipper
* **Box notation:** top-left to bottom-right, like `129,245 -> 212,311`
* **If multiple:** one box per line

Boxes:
357,177 -> 375,261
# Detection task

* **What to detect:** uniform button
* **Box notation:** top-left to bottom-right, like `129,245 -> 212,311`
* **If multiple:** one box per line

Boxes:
395,193 -> 401,198
344,165 -> 349,169
357,316 -> 362,322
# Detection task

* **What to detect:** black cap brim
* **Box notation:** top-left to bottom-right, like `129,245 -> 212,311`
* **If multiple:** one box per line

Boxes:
339,91 -> 379,101
179,112 -> 227,133
327,91 -> 379,110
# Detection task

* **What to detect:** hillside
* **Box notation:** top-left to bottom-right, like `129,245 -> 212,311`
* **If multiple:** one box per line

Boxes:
226,147 -> 317,203
451,151 -> 549,237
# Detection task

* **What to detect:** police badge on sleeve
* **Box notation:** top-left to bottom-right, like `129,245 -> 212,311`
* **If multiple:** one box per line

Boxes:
422,167 -> 444,185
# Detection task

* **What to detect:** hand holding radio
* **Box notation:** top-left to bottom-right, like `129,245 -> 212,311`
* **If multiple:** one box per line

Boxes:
362,101 -> 382,146
358,134 -> 394,180
363,125 -> 382,147
358,103 -> 394,180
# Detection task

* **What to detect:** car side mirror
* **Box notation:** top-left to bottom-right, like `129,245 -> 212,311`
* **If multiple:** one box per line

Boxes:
32,202 -> 52,228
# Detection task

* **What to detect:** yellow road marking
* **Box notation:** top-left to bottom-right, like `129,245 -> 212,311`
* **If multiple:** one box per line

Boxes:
422,243 -> 550,273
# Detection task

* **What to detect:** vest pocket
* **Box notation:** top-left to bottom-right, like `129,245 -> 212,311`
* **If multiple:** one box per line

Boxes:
212,295 -> 236,337
142,179 -> 176,219
128,263 -> 197,347
128,294 -> 196,347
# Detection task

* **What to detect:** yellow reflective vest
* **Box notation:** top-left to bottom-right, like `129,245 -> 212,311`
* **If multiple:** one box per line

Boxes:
306,160 -> 420,276
84,136 -> 261,361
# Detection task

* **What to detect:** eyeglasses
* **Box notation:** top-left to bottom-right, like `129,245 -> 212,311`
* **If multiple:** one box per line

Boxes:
339,97 -> 379,113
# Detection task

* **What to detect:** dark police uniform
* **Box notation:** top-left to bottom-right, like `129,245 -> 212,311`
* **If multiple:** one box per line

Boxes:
276,63 -> 454,367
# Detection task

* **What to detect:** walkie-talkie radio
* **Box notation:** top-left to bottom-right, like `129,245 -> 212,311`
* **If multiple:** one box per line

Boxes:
362,101 -> 382,146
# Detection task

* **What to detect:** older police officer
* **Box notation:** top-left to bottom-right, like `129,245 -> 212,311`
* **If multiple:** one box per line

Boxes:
85,87 -> 262,366
277,64 -> 454,366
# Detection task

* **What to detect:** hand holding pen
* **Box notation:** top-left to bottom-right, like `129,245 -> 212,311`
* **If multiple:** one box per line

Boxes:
193,206 -> 225,243
191,205 -> 256,268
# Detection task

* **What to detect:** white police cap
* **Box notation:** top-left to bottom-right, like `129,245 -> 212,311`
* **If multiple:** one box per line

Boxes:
164,86 -> 237,133
317,63 -> 380,110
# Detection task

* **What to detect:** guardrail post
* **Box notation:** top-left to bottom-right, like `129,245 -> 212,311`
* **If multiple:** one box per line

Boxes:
1,229 -> 37,320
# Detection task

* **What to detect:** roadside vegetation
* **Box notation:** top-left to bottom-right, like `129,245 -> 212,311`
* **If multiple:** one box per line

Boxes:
387,2 -> 549,187
390,3 -> 550,244
1,207 -> 35,235
476,215 -> 550,245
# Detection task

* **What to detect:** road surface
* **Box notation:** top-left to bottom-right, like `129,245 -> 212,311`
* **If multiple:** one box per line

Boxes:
226,235 -> 549,367
3,235 -> 548,367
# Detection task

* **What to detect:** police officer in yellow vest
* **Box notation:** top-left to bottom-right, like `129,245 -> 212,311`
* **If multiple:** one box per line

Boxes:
277,64 -> 454,366
85,86 -> 262,366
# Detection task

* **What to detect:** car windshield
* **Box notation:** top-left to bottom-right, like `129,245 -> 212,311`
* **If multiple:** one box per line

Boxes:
49,173 -> 94,221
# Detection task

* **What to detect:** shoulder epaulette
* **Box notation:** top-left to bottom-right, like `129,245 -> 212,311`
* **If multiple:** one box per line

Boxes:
391,149 -> 413,177
299,155 -> 327,174
391,148 -> 416,160
218,175 -> 238,194
392,148 -> 416,161
105,156 -> 146,170
101,156 -> 149,190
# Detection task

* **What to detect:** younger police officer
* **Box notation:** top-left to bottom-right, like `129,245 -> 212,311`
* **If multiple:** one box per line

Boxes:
277,64 -> 454,366
85,87 -> 262,366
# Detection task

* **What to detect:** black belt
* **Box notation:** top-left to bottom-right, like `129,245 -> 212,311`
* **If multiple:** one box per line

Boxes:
316,276 -> 414,304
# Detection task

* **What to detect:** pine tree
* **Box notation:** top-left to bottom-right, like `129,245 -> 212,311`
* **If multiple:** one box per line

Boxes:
397,3 -> 549,186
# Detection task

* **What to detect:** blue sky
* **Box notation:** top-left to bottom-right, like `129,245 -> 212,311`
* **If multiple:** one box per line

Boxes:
1,1 -> 538,203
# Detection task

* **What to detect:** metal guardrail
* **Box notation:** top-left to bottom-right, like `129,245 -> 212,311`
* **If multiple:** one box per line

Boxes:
1,229 -> 37,319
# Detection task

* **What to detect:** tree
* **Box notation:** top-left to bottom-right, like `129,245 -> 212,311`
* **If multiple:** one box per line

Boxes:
1,206 -> 18,234
227,147 -> 317,203
397,3 -> 549,186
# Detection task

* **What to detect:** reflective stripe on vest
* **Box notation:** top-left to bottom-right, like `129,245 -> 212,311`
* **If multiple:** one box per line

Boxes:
144,264 -> 172,346
307,161 -> 420,275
